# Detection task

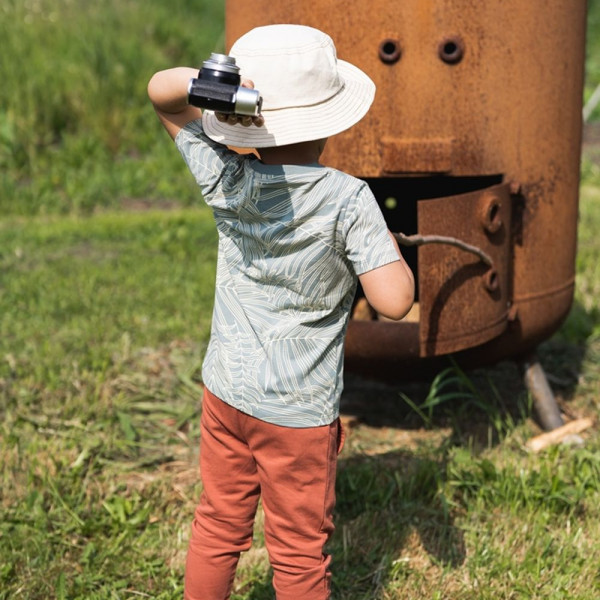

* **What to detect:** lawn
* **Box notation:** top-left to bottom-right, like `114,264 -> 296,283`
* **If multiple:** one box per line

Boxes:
1,1 -> 600,598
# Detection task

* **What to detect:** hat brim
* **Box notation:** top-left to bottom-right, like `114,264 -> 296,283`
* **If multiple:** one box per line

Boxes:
202,59 -> 375,149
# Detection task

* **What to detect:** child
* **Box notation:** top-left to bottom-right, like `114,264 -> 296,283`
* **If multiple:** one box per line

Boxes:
148,24 -> 414,600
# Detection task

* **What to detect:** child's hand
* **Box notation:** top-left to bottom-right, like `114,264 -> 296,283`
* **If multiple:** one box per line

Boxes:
215,79 -> 264,127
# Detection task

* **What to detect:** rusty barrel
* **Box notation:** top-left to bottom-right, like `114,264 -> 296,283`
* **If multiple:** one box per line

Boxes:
225,0 -> 587,379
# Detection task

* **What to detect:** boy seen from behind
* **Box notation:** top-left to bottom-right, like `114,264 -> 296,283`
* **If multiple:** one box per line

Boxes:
148,24 -> 414,600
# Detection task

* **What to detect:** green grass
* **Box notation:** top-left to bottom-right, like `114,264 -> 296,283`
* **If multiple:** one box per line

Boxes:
0,0 -> 224,215
586,0 -> 600,120
1,209 -> 217,598
1,0 -> 600,598
1,210 -> 217,385
1,195 -> 599,600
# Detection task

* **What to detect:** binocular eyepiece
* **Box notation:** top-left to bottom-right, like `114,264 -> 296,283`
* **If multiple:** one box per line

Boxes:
187,53 -> 263,117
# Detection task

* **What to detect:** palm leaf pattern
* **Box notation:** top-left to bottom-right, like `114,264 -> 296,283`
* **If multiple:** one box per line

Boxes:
176,120 -> 399,427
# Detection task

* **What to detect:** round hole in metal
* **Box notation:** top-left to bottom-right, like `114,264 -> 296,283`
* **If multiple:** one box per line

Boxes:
480,194 -> 503,234
439,36 -> 464,64
379,39 -> 401,64
483,269 -> 500,293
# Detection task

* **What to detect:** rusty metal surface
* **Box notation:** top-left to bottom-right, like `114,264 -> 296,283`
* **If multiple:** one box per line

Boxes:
225,0 -> 587,375
417,182 -> 512,356
382,138 -> 453,174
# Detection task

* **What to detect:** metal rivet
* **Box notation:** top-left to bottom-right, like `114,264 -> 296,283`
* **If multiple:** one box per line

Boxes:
509,180 -> 522,195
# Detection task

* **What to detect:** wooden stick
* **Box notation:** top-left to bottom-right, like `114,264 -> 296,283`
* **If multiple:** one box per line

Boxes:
526,417 -> 594,452
393,232 -> 494,267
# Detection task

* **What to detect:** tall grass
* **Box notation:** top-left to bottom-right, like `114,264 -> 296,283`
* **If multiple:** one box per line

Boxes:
586,0 -> 600,120
1,209 -> 216,599
0,0 -> 224,215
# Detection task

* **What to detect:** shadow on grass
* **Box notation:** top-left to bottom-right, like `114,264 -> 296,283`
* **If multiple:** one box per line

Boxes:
330,447 -> 466,599
237,446 -> 466,600
342,298 -> 593,445
232,445 -> 466,600
234,299 -> 594,599
329,298 -> 595,597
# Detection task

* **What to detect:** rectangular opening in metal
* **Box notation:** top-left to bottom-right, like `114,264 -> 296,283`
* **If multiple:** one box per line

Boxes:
350,175 -> 503,318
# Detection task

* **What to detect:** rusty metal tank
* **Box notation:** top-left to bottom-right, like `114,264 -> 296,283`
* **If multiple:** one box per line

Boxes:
225,1 -> 588,428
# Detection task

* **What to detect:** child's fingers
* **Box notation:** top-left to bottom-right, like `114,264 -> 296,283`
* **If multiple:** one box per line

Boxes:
213,79 -> 263,126
215,112 -> 264,127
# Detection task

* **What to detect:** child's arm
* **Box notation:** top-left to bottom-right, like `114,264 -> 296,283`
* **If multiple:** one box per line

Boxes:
148,67 -> 203,140
358,232 -> 415,321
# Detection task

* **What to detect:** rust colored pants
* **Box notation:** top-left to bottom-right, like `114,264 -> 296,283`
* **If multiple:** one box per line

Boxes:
184,387 -> 343,600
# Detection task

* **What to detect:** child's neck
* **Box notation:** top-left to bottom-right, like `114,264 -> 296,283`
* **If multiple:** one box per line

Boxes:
259,139 -> 327,166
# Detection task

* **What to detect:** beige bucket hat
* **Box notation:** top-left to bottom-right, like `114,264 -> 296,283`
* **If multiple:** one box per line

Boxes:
202,24 -> 376,148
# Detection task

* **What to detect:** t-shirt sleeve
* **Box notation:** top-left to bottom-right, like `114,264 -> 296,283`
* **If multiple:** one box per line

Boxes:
174,118 -> 247,206
343,184 -> 400,275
